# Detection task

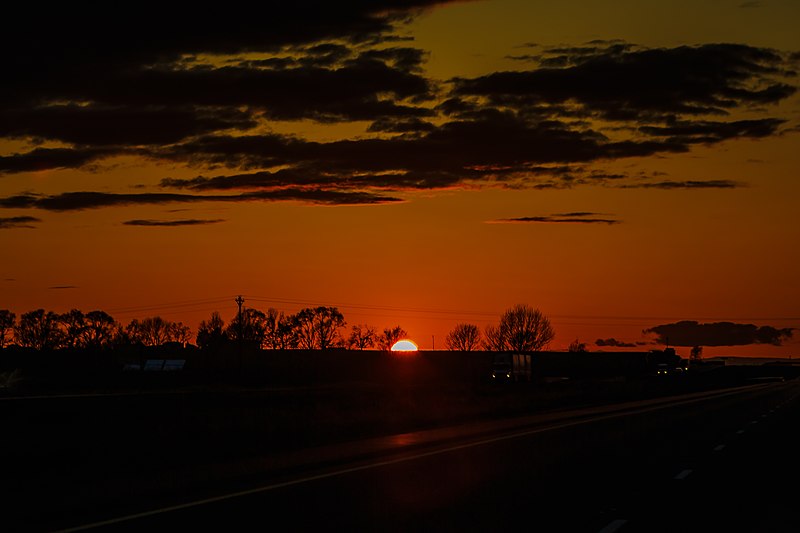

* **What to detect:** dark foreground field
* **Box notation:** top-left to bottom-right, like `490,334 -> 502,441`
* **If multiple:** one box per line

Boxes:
2,359 -> 796,465
3,353 -> 799,532
3,352 -> 799,456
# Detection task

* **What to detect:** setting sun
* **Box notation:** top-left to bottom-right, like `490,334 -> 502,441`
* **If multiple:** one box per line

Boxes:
391,340 -> 418,352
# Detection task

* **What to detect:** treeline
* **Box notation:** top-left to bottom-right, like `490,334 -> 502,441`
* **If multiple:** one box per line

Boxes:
196,307 -> 408,351
0,306 -> 410,352
0,303 -> 557,353
0,309 -> 191,351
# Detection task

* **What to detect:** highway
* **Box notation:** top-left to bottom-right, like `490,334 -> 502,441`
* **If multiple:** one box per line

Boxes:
6,380 -> 800,532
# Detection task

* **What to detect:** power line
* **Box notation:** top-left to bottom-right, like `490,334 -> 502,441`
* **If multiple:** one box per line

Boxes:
93,293 -> 798,326
106,296 -> 235,314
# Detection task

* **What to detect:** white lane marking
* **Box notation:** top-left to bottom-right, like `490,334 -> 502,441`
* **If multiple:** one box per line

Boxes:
598,519 -> 629,533
713,444 -> 726,452
761,414 -> 768,418
736,430 -> 745,435
750,420 -> 759,424
674,469 -> 692,480
51,386 -> 784,532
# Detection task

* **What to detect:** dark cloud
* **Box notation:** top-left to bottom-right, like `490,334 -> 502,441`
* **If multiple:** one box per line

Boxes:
616,180 -> 741,189
367,117 -> 437,133
0,189 -> 401,211
157,111 -> 686,179
0,105 -> 256,146
536,42 -> 635,68
0,147 -> 118,175
595,338 -> 638,348
0,216 -> 40,229
643,320 -> 794,347
48,285 -> 78,290
359,47 -> 429,72
2,2 -> 452,103
162,167 -> 477,193
453,44 -> 795,120
489,212 -> 620,225
2,4 -> 441,131
638,118 -> 785,143
2,15 -> 795,209
72,58 -> 435,122
123,219 -> 226,227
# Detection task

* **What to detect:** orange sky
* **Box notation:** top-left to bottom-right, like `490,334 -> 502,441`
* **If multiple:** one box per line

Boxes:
1,1 -> 798,357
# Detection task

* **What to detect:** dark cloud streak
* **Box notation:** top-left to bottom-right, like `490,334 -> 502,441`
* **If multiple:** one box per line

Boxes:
644,320 -> 794,346
123,219 -> 226,227
0,190 -> 401,211
489,213 -> 621,225
0,216 -> 41,229
595,338 -> 638,348
454,44 -> 795,120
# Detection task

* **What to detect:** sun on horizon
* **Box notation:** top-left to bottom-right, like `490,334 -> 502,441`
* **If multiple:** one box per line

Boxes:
391,340 -> 418,352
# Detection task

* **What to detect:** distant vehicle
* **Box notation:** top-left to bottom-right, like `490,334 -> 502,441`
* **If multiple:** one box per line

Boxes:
655,363 -> 670,376
654,362 -> 683,376
491,353 -> 532,382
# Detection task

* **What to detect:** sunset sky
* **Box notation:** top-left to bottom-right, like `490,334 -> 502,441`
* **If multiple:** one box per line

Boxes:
2,0 -> 798,357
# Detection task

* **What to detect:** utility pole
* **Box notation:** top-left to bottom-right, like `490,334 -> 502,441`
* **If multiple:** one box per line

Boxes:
235,295 -> 244,323
235,295 -> 244,372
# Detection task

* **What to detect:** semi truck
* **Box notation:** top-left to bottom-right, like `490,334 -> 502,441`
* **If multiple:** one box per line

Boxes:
491,353 -> 532,382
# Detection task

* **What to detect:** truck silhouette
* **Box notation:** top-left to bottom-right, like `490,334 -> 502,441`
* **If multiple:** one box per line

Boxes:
491,353 -> 532,382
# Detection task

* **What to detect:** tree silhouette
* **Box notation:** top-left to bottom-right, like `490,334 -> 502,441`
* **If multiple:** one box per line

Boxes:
127,317 -> 164,346
126,316 -> 189,346
15,309 -> 63,350
486,304 -> 555,352
227,308 -> 267,346
0,309 -> 15,349
483,324 -> 506,351
293,306 -> 346,350
690,345 -> 703,360
568,338 -> 587,352
169,322 -> 193,346
59,309 -> 87,349
377,325 -> 407,351
196,311 -> 227,349
445,323 -> 482,351
263,308 -> 297,349
57,309 -> 118,349
348,324 -> 377,350
82,310 -> 118,349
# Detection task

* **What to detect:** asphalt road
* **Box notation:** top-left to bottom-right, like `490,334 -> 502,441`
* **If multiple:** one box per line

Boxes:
6,380 -> 799,532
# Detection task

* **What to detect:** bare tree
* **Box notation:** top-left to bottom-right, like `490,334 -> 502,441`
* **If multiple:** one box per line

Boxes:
263,308 -> 296,349
348,324 -> 376,350
59,309 -> 87,348
227,308 -> 268,346
445,323 -> 482,351
15,309 -> 63,350
126,317 -> 172,346
483,324 -> 507,351
169,322 -> 192,345
487,304 -> 555,352
292,306 -> 346,350
377,325 -> 407,351
82,310 -> 118,349
500,304 -> 554,351
0,309 -> 15,349
275,317 -> 298,349
568,338 -> 587,352
196,311 -> 227,349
